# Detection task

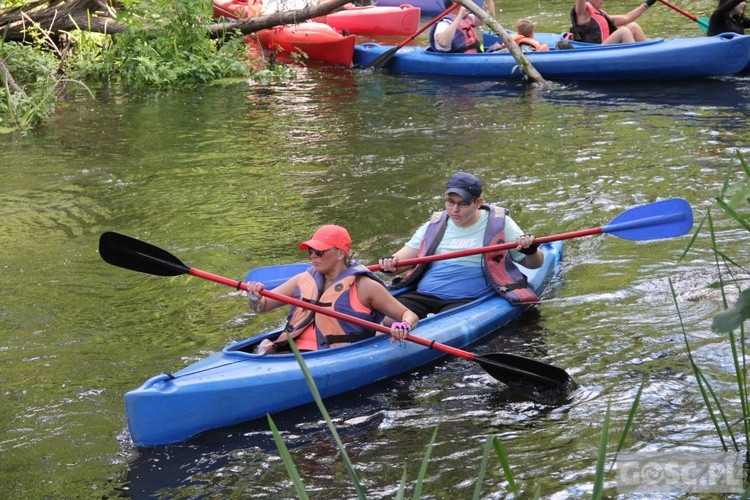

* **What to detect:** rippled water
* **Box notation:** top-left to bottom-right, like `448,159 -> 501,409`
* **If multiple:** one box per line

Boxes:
3,14 -> 750,497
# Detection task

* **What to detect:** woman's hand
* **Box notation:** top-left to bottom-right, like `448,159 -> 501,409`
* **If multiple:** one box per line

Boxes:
246,281 -> 266,312
390,321 -> 412,342
246,281 -> 265,302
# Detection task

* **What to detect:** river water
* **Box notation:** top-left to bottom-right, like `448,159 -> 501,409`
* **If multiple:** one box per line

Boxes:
3,7 -> 750,498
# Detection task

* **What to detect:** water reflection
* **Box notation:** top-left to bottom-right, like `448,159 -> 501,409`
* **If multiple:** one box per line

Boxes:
3,50 -> 750,498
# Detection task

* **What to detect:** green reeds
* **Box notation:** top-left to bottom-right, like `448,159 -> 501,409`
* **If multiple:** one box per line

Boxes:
268,333 -> 643,497
678,149 -> 750,457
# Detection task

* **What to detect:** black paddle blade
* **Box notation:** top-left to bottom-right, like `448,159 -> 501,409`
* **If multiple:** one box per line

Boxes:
364,46 -> 399,70
476,352 -> 573,390
99,232 -> 190,277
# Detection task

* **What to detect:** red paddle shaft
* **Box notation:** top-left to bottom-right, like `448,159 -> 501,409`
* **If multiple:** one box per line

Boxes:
188,267 -> 476,362
365,227 -> 601,272
397,3 -> 459,48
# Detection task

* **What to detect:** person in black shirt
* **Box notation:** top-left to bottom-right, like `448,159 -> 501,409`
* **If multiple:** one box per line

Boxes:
707,0 -> 750,36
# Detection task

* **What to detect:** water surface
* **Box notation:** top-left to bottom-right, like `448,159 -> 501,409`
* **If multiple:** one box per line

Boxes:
2,12 -> 750,497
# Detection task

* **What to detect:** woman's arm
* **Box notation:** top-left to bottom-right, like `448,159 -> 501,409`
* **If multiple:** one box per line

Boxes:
247,273 -> 301,313
359,278 -> 419,330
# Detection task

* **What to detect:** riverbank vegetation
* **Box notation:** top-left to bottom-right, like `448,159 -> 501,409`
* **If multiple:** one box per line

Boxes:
0,0 -> 349,132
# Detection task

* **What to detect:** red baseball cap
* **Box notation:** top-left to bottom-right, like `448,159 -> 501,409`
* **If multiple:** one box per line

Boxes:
299,225 -> 352,253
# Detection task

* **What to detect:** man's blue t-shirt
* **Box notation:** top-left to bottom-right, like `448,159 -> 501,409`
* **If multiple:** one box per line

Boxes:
405,210 -> 525,300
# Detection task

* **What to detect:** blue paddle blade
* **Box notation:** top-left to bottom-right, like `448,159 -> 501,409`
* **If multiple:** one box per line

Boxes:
244,263 -> 309,288
602,198 -> 693,241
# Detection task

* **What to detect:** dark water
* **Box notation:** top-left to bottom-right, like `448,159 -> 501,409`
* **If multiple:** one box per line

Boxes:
3,7 -> 750,497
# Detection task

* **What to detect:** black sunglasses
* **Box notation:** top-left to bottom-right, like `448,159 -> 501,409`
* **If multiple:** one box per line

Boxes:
308,248 -> 330,257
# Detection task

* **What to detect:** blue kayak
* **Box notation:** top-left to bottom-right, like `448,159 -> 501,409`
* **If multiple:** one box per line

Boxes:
354,32 -> 750,80
124,242 -> 563,447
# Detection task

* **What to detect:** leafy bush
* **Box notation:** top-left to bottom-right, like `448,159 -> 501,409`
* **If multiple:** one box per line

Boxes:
0,41 -> 60,131
109,0 -> 253,89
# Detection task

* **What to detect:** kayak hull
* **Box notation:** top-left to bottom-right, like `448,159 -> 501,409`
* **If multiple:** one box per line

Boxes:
124,241 -> 563,447
213,1 -> 420,36
354,33 -> 750,80
212,0 -> 356,65
314,5 -> 421,36
256,23 -> 356,66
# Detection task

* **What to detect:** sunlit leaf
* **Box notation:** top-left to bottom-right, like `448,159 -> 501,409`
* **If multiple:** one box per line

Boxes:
712,289 -> 750,333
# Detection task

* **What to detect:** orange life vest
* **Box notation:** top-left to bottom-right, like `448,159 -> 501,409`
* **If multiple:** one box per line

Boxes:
278,264 -> 386,350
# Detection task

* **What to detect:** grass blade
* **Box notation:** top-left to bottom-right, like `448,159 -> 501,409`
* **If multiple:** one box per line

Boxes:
288,337 -> 367,499
267,414 -> 310,499
491,435 -> 519,495
412,425 -> 439,499
591,400 -> 610,500
472,436 -> 493,499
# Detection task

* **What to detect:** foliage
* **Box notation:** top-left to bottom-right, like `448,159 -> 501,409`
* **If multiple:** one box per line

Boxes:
0,0 -> 292,128
0,40 -> 60,132
679,149 -> 750,457
107,0 -> 253,89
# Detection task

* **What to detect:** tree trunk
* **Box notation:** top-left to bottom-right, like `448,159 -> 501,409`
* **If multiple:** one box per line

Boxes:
454,0 -> 548,85
0,0 -> 354,42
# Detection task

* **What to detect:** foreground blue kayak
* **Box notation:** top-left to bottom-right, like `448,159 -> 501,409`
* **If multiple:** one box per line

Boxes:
354,32 -> 750,80
124,242 -> 563,447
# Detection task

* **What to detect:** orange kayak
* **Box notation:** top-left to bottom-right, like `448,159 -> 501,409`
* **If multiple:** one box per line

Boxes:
256,22 -> 356,66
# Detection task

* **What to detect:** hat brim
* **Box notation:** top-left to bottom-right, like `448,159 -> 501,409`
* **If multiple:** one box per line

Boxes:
298,239 -> 335,251
445,187 -> 477,202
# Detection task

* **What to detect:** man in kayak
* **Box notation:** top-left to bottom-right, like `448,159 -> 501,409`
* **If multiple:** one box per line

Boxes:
246,225 -> 419,354
378,173 -> 543,320
429,0 -> 483,53
570,0 -> 657,43
707,0 -> 750,36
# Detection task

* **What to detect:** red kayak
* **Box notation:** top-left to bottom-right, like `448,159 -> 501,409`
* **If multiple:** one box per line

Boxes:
256,22 -> 356,66
313,5 -> 420,36
214,1 -> 419,36
213,0 -> 356,66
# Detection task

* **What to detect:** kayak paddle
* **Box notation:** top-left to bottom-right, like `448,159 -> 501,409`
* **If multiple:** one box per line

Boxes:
362,3 -> 459,70
657,0 -> 709,33
369,198 -> 693,272
99,231 -> 572,391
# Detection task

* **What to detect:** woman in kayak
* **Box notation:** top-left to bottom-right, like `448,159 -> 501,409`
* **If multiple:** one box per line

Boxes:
378,172 -> 543,320
246,225 -> 419,354
707,0 -> 750,36
429,0 -> 483,53
570,0 -> 657,43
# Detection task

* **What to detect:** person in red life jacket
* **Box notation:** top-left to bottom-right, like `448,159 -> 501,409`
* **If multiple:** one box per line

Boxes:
488,18 -> 550,52
246,225 -> 419,354
429,0 -> 483,53
570,0 -> 657,44
707,0 -> 750,36
377,173 -> 544,320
